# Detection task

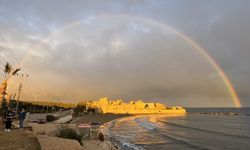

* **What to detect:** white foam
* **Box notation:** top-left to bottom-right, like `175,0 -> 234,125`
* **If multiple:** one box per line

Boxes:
111,134 -> 145,150
101,116 -> 155,150
135,117 -> 156,130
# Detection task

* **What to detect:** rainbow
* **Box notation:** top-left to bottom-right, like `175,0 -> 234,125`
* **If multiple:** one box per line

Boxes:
19,14 -> 242,107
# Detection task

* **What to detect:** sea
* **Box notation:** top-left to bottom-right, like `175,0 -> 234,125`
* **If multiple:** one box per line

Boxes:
102,108 -> 250,150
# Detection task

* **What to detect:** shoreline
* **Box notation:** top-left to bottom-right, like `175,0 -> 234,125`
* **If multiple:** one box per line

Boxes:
73,113 -> 139,150
7,113 -> 184,150
97,113 -> 188,150
1,112 -> 196,149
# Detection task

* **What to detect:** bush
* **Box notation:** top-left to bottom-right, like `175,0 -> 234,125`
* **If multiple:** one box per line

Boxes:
56,125 -> 82,145
98,132 -> 104,141
46,115 -> 56,122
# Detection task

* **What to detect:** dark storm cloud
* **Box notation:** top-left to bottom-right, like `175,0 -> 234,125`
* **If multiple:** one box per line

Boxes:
0,0 -> 249,107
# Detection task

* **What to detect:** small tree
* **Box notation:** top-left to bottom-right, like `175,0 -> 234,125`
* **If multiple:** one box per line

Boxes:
1,62 -> 21,115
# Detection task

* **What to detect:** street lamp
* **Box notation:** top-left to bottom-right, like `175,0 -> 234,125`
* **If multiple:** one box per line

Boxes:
15,73 -> 29,112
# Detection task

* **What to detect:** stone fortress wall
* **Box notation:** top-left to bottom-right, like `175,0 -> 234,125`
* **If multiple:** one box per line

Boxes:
86,97 -> 186,114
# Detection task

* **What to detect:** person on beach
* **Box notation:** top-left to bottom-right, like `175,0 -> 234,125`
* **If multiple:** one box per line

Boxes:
4,107 -> 15,132
19,108 -> 26,129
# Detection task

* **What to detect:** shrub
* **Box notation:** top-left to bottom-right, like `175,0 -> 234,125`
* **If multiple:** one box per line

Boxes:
46,115 -> 56,122
56,125 -> 82,145
98,132 -> 104,141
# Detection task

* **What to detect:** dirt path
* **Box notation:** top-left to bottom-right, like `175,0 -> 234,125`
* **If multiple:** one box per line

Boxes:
0,118 -> 41,150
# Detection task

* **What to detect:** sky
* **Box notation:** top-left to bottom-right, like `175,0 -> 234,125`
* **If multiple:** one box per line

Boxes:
0,0 -> 249,107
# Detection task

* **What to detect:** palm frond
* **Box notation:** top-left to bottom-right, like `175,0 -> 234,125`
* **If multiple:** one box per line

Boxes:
12,68 -> 21,75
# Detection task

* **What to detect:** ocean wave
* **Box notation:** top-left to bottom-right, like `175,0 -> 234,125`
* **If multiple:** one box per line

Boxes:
102,116 -> 145,150
157,130 -> 210,150
134,117 -> 157,130
109,134 -> 144,150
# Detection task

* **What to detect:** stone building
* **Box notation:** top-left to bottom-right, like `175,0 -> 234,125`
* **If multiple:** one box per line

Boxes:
86,97 -> 186,114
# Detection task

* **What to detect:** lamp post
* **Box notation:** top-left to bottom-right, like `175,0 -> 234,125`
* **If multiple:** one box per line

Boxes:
1,80 -> 8,114
16,74 -> 29,112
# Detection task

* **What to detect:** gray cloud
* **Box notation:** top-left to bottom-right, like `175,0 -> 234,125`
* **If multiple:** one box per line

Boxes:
0,0 -> 249,107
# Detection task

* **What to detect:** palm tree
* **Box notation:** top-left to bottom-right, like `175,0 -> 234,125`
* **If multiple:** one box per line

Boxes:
3,62 -> 21,79
1,62 -> 21,114
4,62 -> 12,78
